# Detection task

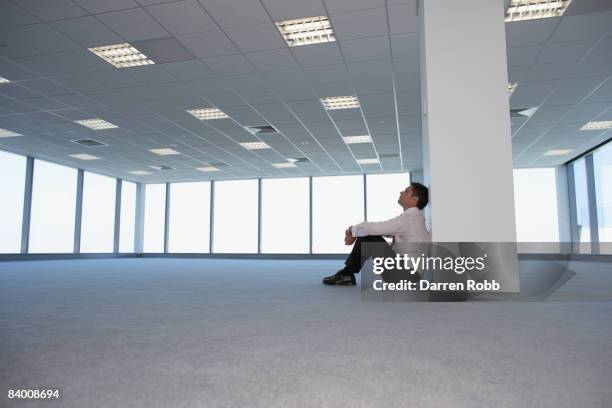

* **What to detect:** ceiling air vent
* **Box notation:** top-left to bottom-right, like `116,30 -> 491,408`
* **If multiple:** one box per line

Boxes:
245,125 -> 278,135
510,107 -> 538,118
72,139 -> 107,147
149,165 -> 174,170
379,153 -> 400,159
208,162 -> 229,167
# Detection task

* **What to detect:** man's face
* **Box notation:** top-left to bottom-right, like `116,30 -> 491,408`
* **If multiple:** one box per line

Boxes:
398,186 -> 415,208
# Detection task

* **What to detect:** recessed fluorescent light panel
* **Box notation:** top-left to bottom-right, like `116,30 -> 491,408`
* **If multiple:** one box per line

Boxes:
74,119 -> 118,130
88,43 -> 155,68
149,148 -> 180,155
276,15 -> 335,47
187,108 -> 229,120
321,95 -> 360,110
0,128 -> 22,137
508,83 -> 518,96
197,166 -> 220,172
0,77 -> 10,84
129,170 -> 151,175
240,142 -> 270,150
357,158 -> 380,164
69,153 -> 100,160
343,135 -> 372,144
580,121 -> 612,131
510,107 -> 538,118
543,149 -> 573,156
505,0 -> 572,22
273,163 -> 296,168
149,165 -> 173,170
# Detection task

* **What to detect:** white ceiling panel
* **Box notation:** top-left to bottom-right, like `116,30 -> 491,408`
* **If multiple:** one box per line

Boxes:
387,3 -> 418,34
331,7 -> 388,41
146,0 -> 218,36
260,0 -> 326,22
177,30 -> 238,58
246,48 -> 298,72
225,23 -> 286,53
73,0 -> 139,14
340,36 -> 390,62
51,16 -> 125,48
97,8 -> 170,42
13,0 -> 87,21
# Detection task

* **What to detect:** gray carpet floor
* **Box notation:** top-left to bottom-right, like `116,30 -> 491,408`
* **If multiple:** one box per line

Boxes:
1,258 -> 611,408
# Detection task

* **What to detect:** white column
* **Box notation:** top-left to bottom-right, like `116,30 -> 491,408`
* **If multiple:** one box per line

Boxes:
419,0 -> 518,292
419,0 -> 516,243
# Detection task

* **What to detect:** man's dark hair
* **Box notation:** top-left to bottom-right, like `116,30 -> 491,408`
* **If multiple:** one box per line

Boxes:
410,182 -> 429,209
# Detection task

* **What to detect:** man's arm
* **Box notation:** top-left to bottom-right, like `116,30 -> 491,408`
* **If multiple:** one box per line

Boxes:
351,213 -> 408,237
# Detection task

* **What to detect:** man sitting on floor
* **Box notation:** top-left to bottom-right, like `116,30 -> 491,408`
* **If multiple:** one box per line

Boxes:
323,182 -> 430,285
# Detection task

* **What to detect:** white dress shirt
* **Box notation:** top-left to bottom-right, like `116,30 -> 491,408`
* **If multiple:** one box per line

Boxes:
351,207 -> 430,256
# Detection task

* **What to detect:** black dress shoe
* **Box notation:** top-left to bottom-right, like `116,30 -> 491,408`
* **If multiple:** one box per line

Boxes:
322,271 -> 356,285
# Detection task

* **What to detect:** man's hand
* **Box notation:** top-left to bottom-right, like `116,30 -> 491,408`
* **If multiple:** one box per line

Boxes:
344,226 -> 356,246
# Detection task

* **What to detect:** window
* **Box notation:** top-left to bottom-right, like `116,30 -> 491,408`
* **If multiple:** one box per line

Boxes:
0,150 -> 26,253
593,142 -> 612,253
213,179 -> 258,253
572,158 -> 591,249
261,177 -> 309,253
513,168 -> 559,242
80,172 -> 116,253
366,173 -> 411,222
313,175 -> 364,253
143,184 -> 166,253
119,181 -> 136,253
168,182 -> 211,253
29,160 -> 77,253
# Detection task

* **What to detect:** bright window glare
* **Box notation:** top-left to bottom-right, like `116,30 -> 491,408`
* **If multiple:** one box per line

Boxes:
313,175 -> 364,253
80,172 -> 116,253
261,177 -> 309,253
169,182 -> 210,253
213,179 -> 258,253
594,143 -> 612,253
29,160 -> 77,253
366,173 -> 411,222
120,181 -> 136,253
573,159 -> 591,247
513,168 -> 559,242
144,184 -> 166,253
0,150 -> 25,253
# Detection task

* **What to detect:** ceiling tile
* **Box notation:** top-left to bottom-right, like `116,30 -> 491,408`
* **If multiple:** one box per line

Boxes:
387,3 -> 418,34
537,39 -> 595,64
12,0 -> 86,21
331,7 -> 388,41
340,36 -> 390,62
506,18 -> 560,47
199,0 -> 271,29
177,30 -> 238,58
0,1 -> 40,27
51,16 -> 124,48
160,60 -> 216,81
225,23 -> 286,53
260,0 -> 326,22
291,42 -> 344,67
246,48 -> 298,72
73,0 -> 139,14
146,0 -> 218,36
549,10 -> 612,42
203,54 -> 256,76
97,8 -> 170,42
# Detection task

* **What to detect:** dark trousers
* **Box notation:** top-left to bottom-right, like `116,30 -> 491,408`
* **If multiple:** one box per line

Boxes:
343,235 -> 396,275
